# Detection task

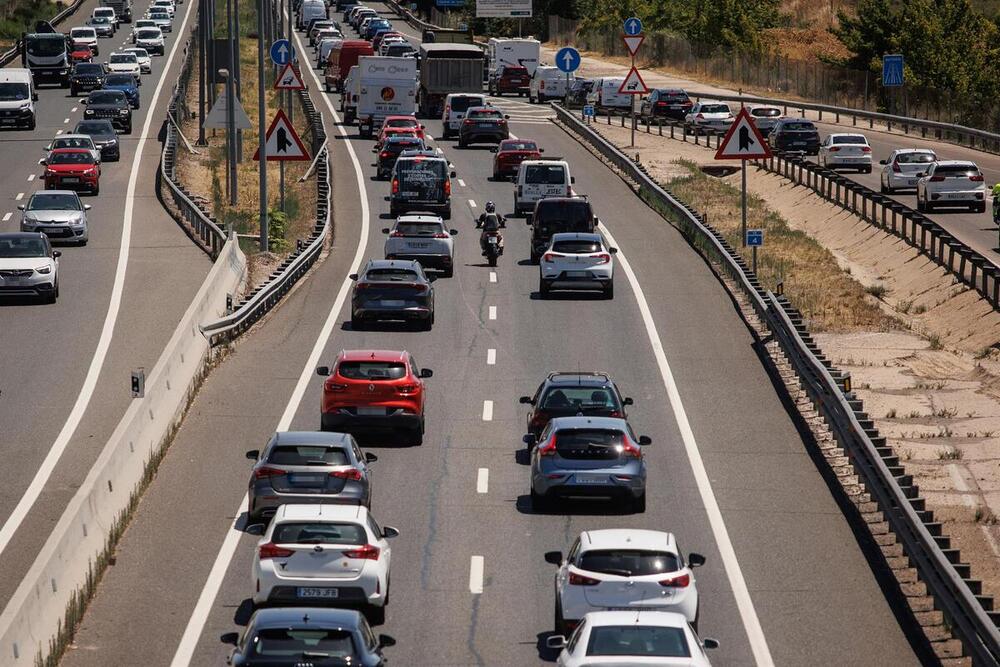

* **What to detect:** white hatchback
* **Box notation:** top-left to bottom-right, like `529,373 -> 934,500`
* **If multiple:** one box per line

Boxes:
122,48 -> 152,74
539,232 -> 616,299
251,504 -> 399,624
548,529 -> 705,635
106,52 -> 141,79
684,102 -> 733,135
917,160 -> 987,213
383,214 -> 458,277
819,133 -> 872,173
879,148 -> 936,193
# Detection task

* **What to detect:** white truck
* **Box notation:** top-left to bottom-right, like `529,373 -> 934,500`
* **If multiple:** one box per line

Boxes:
487,38 -> 539,95
356,56 -> 417,139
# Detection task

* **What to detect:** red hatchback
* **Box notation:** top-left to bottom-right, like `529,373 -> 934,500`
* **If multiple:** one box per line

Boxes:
70,44 -> 93,63
42,148 -> 100,195
377,116 -> 425,147
316,350 -> 433,445
491,139 -> 543,180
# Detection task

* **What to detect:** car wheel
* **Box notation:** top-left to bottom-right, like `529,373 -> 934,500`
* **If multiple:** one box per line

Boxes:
917,196 -> 926,213
603,282 -> 614,299
538,278 -> 550,297
632,492 -> 646,513
409,428 -> 423,446
93,184 -> 99,196
457,137 -> 466,148
351,314 -> 364,330
420,314 -> 433,331
925,201 -> 934,212
531,488 -> 549,512
442,208 -> 451,221
976,202 -> 987,214
443,265 -> 453,278
367,602 -> 386,626
554,600 -> 569,635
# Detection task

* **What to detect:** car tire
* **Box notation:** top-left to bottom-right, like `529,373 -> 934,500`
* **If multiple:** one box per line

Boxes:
538,278 -> 550,297
632,493 -> 646,513
443,266 -> 453,278
71,86 -> 78,96
351,314 -> 364,330
976,202 -> 987,214
93,184 -> 99,196
409,428 -> 423,446
532,488 -> 549,512
917,196 -> 926,213
367,603 -> 386,626
457,137 -> 466,148
442,207 -> 451,221
420,314 -> 433,331
881,182 -> 890,194
603,283 -> 614,299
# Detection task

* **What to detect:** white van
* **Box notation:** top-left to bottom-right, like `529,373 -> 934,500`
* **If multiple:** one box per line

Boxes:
514,160 -> 574,216
341,65 -> 360,124
586,77 -> 631,111
0,69 -> 37,130
298,0 -> 327,30
529,66 -> 567,104
441,92 -> 486,139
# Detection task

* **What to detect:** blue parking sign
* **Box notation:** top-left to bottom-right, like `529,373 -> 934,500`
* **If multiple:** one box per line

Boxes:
882,54 -> 904,87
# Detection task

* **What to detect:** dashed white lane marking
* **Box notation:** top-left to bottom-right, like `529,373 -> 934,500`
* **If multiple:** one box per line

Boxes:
508,131 -> 519,140
488,305 -> 496,320
481,400 -> 493,421
63,118 -> 70,124
56,129 -> 63,135
489,271 -> 497,283
486,348 -> 496,365
468,198 -> 477,208
27,175 -> 34,182
436,147 -> 443,154
2,213 -> 11,222
71,106 -> 78,113
457,178 -> 466,187
476,468 -> 489,494
15,192 -> 24,201
469,556 -> 484,593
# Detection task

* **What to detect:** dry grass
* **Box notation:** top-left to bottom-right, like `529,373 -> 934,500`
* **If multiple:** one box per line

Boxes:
665,159 -> 896,332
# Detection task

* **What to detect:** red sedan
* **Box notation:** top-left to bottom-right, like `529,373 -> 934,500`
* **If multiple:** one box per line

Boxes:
492,139 -> 543,180
376,115 -> 425,147
42,148 -> 100,195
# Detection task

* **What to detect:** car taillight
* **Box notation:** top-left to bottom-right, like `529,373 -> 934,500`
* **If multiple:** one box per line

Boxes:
608,410 -> 622,418
892,161 -> 902,173
529,411 -> 548,429
659,572 -> 690,588
444,180 -> 451,196
325,381 -> 347,392
254,466 -> 285,479
566,186 -> 572,196
391,178 -> 399,194
569,572 -> 600,586
330,468 -> 363,481
397,384 -> 418,393
540,80 -> 545,89
861,146 -> 871,153
259,542 -> 295,559
342,544 -> 380,560
542,252 -> 559,262
432,232 -> 449,238
464,119 -> 474,125
828,147 -> 840,152
971,174 -> 984,182
389,230 -> 405,237
656,101 -> 667,106
380,151 -> 390,158
929,176 -> 945,182
593,253 -> 611,264
621,440 -> 643,459
537,433 -> 557,456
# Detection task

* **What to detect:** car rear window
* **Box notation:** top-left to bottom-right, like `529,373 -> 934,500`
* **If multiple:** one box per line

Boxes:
555,428 -> 626,460
386,139 -> 423,153
468,108 -> 503,119
896,152 -> 935,164
701,104 -> 730,113
832,135 -> 867,144
534,201 -> 594,231
502,66 -> 527,75
386,118 -> 416,128
267,445 -> 350,466
752,107 -> 781,117
524,165 -> 566,184
934,164 -> 981,177
88,91 -> 125,104
337,361 -> 407,380
396,222 -> 444,235
552,240 -> 601,254
53,137 -> 92,150
449,96 -> 484,113
541,387 -> 615,410
501,141 -> 537,151
249,629 -> 357,658
586,626 -> 690,658
49,151 -> 95,164
76,121 -> 114,134
75,64 -> 103,74
782,121 -> 816,131
272,522 -> 366,545
110,54 -> 137,63
578,549 -> 681,576
365,268 -> 420,281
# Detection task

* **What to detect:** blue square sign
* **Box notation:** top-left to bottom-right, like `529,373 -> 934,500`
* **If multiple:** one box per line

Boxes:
746,229 -> 764,247
882,54 -> 904,87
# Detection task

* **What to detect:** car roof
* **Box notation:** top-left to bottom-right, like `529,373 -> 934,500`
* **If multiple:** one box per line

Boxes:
521,159 -> 568,167
50,147 -> 93,153
272,430 -> 351,446
365,258 -> 421,271
580,528 -> 676,552
383,114 -> 416,121
549,415 -> 629,430
53,134 -> 94,141
338,349 -> 409,363
580,610 -> 689,627
551,232 -> 602,243
275,503 -> 368,522
31,190 -> 79,197
0,231 -> 46,241
828,132 -> 867,139
249,607 -> 364,630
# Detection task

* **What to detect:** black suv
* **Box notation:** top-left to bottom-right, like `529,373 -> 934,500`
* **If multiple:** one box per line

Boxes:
519,372 -> 633,437
375,135 -> 425,180
74,119 -> 120,161
457,106 -> 509,148
768,118 -> 821,155
640,88 -> 693,121
389,154 -> 455,219
69,62 -> 106,96
82,89 -> 132,133
527,197 -> 598,262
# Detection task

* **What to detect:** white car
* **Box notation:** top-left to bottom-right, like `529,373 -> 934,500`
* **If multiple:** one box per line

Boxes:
547,611 -> 719,667
539,232 -> 616,299
45,133 -> 102,164
135,27 -> 165,56
132,19 -> 157,42
251,504 -> 399,624
0,232 -> 61,303
818,133 -> 872,173
150,0 -> 175,18
748,104 -> 782,136
146,10 -> 172,32
106,52 -> 141,79
548,529 -> 706,635
92,6 -> 118,29
122,47 -> 152,74
684,102 -> 733,135
917,160 -> 987,213
69,27 -> 99,56
441,93 -> 486,139
383,214 -> 457,277
879,148 -> 936,193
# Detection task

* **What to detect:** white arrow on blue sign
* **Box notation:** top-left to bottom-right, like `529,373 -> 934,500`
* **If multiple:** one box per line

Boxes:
270,39 -> 294,65
555,46 -> 581,74
624,17 -> 642,36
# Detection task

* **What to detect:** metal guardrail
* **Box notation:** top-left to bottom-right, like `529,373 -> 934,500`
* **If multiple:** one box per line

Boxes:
0,0 -> 87,68
552,101 -> 1000,665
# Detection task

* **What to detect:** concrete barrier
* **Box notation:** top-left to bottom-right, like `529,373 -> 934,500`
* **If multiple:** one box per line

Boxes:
0,235 -> 247,664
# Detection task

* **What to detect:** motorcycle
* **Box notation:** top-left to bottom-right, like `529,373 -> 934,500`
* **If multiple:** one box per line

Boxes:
482,232 -> 503,267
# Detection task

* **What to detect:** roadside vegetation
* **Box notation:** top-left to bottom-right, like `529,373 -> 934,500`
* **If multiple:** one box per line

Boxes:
0,0 -> 61,46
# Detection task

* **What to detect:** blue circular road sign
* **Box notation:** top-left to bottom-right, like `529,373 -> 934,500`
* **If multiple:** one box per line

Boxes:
555,46 -> 581,74
270,39 -> 294,65
624,17 -> 642,36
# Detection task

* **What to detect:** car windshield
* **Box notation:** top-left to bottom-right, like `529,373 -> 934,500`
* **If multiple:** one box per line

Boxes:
541,387 -> 616,410
896,152 -> 935,164
0,83 -> 29,101
110,54 -> 137,64
586,626 -> 690,658
0,237 -> 47,258
832,135 -> 866,144
29,193 -> 81,211
53,137 -> 93,150
753,107 -> 781,117
337,361 -> 406,380
700,104 -> 729,113
72,28 -> 96,38
49,152 -> 95,165
273,522 -> 366,545
126,49 -> 149,58
75,64 -> 103,75
91,16 -> 110,24
579,549 -> 681,576
365,268 -> 420,281
267,445 -> 350,466
27,36 -> 67,56
524,165 -> 566,184
449,96 -> 483,113
88,91 -> 124,104
386,118 -> 416,128
105,74 -> 135,85
395,222 -> 444,236
468,108 -> 503,119
76,121 -> 114,136
501,141 -> 537,151
136,21 -> 156,28
782,121 -> 816,131
935,164 -> 981,177
552,239 -> 601,254
137,29 -> 161,38
248,628 -> 357,658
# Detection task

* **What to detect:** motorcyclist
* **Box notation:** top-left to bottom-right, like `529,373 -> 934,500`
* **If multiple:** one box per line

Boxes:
479,211 -> 504,256
992,182 -> 1000,224
476,200 -> 506,229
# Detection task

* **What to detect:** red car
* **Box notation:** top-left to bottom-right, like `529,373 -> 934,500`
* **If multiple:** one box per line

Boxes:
491,138 -> 543,179
372,31 -> 402,52
42,148 -> 100,195
376,115 -> 425,147
491,65 -> 530,96
316,349 -> 433,445
69,44 -> 93,63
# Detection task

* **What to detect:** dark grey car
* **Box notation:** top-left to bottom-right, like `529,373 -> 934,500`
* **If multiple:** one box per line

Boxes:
349,259 -> 436,330
74,119 -> 120,161
246,431 -> 376,522
82,89 -> 132,133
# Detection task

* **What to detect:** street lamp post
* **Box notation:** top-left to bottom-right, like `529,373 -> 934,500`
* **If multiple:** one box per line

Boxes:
257,0 -> 269,251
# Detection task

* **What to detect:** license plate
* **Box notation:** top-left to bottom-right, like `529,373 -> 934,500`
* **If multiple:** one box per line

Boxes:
566,271 -> 588,278
298,587 -> 339,599
357,406 -> 385,416
289,473 -> 324,484
478,123 -> 493,128
906,179 -> 917,185
574,474 -> 607,484
380,299 -> 404,307
402,191 -> 418,197
62,178 -> 79,183
407,242 -> 431,248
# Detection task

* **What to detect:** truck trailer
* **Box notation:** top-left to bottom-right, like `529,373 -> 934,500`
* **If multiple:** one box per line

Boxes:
356,56 -> 418,138
416,43 -> 484,118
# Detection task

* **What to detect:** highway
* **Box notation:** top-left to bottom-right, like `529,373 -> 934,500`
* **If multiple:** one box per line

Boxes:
0,0 -> 208,615
58,5 -> 925,666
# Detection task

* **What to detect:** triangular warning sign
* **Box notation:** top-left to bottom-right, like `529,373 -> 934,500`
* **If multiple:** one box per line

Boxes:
622,34 -> 644,57
714,106 -> 772,160
203,87 -> 252,130
253,109 -> 310,162
618,66 -> 649,95
274,63 -> 305,90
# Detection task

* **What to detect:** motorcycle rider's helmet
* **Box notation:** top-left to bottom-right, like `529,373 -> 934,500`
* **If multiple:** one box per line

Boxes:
485,201 -> 496,213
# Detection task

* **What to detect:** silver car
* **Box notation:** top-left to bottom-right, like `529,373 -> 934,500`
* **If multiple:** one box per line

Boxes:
0,232 -> 61,302
879,148 -> 937,194
246,431 -> 376,522
45,133 -> 102,164
19,191 -> 91,245
527,416 -> 650,513
684,102 -> 733,135
382,214 -> 457,277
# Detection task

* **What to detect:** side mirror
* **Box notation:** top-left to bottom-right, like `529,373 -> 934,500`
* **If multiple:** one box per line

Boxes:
316,365 -> 331,376
703,638 -> 720,650
539,148 -> 544,153
382,525 -> 400,538
878,159 -> 886,165
371,146 -> 377,152
84,204 -> 92,210
81,99 -> 87,105
489,146 -> 497,153
570,176 -> 576,183
52,250 -> 62,258
38,158 -> 46,165
246,523 -> 266,536
504,114 -> 510,119
688,552 -> 706,568
419,368 -> 433,378
348,273 -> 358,280
245,449 -> 259,460
543,550 -> 563,565
365,452 -> 378,463
623,397 -> 633,406
522,433 -> 537,445
378,634 -> 397,648
609,247 -> 618,254
638,435 -> 652,446
381,227 -> 390,234
420,124 -> 425,129
450,170 -> 456,178
221,632 -> 239,646
16,204 -> 24,210
545,635 -> 567,650
449,228 -> 458,235
519,396 -> 533,404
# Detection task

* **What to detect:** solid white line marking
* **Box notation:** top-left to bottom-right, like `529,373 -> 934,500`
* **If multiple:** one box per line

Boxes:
71,107 -> 78,113
27,174 -> 34,182
436,147 -> 443,154
488,305 -> 497,320
1,213 -> 11,222
469,556 -> 484,593
489,271 -> 497,283
170,24 -> 373,667
476,468 -> 489,493
600,224 -> 775,665
486,348 -> 496,365
457,178 -> 466,187
481,400 -> 493,421
14,193 -> 23,201
468,198 -> 477,208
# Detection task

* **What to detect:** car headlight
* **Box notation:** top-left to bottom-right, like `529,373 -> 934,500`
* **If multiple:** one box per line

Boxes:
72,216 -> 86,226
35,265 -> 51,274
20,102 -> 31,110
119,108 -> 128,115
85,108 -> 95,115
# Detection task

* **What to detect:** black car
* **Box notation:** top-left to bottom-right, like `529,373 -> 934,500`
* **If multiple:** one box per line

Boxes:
389,154 -> 455,219
640,88 -> 692,121
528,197 -> 598,262
567,78 -> 594,107
375,135 -> 425,179
520,371 -> 633,437
74,119 -> 120,161
768,118 -> 821,155
69,62 -> 106,96
457,106 -> 509,148
82,89 -> 131,133
349,259 -> 435,330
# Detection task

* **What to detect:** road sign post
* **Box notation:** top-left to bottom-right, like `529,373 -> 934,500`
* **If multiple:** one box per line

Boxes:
258,0 -> 269,251
619,20 -> 647,147
713,106 -> 772,248
746,229 -> 763,274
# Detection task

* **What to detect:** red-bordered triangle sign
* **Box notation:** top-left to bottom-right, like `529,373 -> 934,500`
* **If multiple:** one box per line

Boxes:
714,106 -> 772,160
274,63 -> 305,90
253,109 -> 310,162
622,34 -> 644,57
618,66 -> 649,95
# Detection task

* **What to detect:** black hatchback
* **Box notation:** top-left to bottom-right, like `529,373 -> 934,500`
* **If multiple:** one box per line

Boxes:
640,88 -> 693,121
519,371 -> 633,437
375,135 -> 425,180
528,197 -> 598,262
768,118 -> 821,155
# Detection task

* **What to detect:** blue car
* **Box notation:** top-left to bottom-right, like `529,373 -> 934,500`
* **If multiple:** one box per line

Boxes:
102,74 -> 140,109
364,19 -> 391,40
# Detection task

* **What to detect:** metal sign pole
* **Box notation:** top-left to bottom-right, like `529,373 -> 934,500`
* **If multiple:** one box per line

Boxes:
741,160 -> 747,247
226,0 -> 237,205
257,0 -> 268,251
197,0 -> 207,145
234,0 -> 242,162
280,161 -> 285,211
287,0 -> 293,124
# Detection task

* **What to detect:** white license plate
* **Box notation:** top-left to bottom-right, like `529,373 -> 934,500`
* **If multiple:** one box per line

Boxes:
566,271 -> 588,278
945,193 -> 969,199
357,406 -> 386,416
906,179 -> 917,185
407,242 -> 431,248
298,587 -> 339,599
62,177 -> 79,183
380,299 -> 404,307
574,474 -> 607,484
289,473 -> 324,484
792,142 -> 806,146
401,191 -> 418,197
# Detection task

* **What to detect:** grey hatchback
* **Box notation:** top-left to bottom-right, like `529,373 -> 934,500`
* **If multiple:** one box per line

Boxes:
527,416 -> 650,513
246,431 -> 376,522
